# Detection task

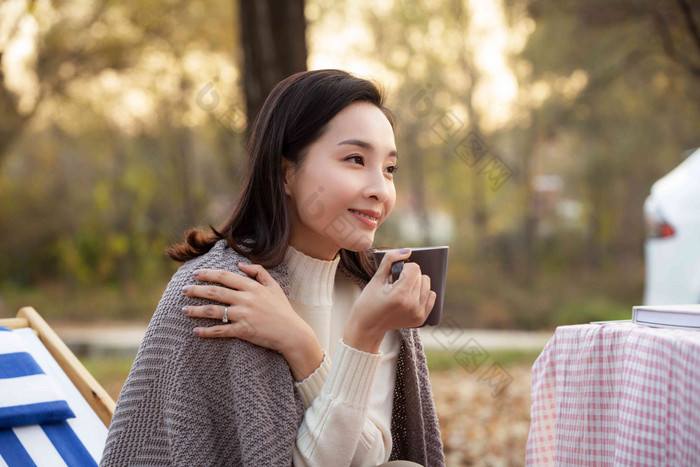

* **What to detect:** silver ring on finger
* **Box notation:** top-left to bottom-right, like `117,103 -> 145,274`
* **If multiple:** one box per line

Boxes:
222,306 -> 229,324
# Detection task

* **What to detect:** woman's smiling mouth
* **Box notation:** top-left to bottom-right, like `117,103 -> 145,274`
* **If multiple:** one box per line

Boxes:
349,209 -> 379,227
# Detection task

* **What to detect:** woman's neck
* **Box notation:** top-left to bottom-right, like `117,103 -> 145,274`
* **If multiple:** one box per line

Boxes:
288,238 -> 340,262
284,243 -> 341,307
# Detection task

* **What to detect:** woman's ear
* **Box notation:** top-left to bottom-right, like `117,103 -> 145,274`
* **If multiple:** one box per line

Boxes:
281,157 -> 293,196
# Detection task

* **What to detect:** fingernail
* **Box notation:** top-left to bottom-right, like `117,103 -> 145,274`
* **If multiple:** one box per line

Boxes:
182,286 -> 189,293
399,248 -> 410,253
193,270 -> 200,277
182,306 -> 188,314
193,328 -> 199,336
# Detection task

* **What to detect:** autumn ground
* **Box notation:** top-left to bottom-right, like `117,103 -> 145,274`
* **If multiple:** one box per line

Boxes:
431,365 -> 532,466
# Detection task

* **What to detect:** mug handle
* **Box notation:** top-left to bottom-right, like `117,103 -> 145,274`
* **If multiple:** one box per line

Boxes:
390,261 -> 405,283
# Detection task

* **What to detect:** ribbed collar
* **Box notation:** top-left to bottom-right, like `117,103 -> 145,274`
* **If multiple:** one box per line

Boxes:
284,243 -> 341,307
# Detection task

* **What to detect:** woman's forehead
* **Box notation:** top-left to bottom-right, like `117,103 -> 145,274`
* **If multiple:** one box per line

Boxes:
321,104 -> 396,149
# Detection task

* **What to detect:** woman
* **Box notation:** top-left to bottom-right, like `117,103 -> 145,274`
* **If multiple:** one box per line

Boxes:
100,69 -> 445,466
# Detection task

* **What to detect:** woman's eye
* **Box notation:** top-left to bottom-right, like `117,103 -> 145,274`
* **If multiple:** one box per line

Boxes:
346,156 -> 399,175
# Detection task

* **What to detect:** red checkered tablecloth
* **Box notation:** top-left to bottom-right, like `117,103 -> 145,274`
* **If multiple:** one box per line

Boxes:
526,322 -> 700,466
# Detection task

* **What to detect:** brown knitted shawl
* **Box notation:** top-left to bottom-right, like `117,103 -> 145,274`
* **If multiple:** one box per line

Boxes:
100,239 -> 445,466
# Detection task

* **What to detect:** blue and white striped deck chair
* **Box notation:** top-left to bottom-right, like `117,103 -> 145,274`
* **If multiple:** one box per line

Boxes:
0,307 -> 115,466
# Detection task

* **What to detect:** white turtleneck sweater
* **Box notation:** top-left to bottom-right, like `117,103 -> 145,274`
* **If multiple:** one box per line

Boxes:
284,244 -> 401,467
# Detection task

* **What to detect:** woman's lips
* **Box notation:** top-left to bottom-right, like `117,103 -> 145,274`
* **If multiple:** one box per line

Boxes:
348,209 -> 378,228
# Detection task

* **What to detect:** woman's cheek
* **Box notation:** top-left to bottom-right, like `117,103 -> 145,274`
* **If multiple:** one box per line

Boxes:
296,186 -> 327,222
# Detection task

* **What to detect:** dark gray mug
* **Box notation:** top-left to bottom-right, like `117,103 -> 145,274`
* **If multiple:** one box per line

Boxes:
371,246 -> 449,327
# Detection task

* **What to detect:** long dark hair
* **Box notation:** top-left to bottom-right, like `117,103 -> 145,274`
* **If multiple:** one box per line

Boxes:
166,69 -> 397,283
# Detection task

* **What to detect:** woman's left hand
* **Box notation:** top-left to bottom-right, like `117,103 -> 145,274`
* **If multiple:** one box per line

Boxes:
181,263 -> 312,356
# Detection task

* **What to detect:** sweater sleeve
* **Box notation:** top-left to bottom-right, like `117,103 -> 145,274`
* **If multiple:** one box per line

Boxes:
292,332 -> 401,466
294,349 -> 331,410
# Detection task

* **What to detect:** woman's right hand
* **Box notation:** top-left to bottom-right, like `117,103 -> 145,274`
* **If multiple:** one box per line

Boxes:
343,248 -> 436,353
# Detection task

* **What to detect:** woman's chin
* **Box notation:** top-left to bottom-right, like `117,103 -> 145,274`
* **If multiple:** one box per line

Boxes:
342,235 -> 375,252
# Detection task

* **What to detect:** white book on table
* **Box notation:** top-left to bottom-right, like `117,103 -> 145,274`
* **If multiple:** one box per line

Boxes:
632,304 -> 700,329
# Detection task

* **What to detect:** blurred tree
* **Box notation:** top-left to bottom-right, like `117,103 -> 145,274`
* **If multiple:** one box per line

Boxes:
651,0 -> 700,79
556,0 -> 700,80
0,0 -> 246,288
0,1 -> 133,165
504,0 -> 700,272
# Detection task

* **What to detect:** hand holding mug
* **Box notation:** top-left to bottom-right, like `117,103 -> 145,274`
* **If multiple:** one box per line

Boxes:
372,245 -> 449,327
343,248 -> 436,353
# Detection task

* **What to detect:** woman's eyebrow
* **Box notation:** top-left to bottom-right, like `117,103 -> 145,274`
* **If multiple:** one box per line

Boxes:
337,139 -> 398,160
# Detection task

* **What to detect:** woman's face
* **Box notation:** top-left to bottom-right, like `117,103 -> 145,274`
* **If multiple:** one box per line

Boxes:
282,101 -> 398,260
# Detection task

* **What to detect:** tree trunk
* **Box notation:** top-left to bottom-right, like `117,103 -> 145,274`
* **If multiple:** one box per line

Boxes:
237,0 -> 308,136
520,113 -> 540,283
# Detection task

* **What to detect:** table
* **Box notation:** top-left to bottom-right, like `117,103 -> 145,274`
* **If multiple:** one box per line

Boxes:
526,322 -> 700,466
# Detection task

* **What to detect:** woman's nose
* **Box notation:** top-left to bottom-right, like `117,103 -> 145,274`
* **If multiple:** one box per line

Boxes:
362,169 -> 391,202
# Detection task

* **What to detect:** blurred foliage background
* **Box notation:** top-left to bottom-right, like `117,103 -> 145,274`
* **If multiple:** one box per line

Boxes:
1,0 -> 699,329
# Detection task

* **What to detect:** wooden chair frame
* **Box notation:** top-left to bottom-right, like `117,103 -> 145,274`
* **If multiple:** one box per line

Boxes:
0,306 -> 116,428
